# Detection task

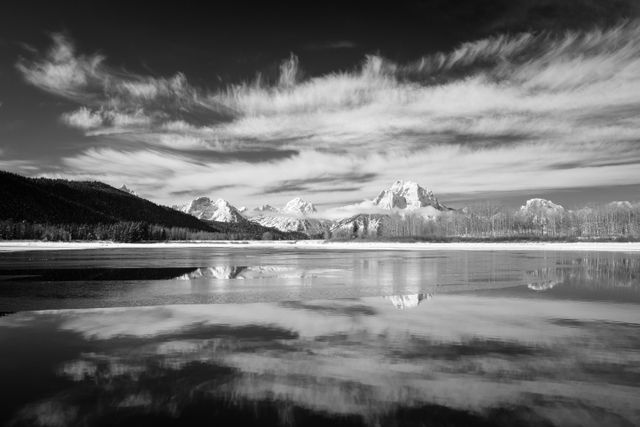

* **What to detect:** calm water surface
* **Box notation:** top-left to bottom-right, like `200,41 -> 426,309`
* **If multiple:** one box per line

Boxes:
0,247 -> 639,426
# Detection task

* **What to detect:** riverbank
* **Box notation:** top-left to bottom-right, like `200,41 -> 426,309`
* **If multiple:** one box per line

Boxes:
1,240 -> 640,252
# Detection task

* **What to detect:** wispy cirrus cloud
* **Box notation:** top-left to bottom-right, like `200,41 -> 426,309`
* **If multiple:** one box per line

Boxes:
16,33 -> 105,101
16,22 -> 640,207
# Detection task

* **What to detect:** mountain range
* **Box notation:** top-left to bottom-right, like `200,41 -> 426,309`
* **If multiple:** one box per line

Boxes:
5,169 -> 635,240
173,180 -> 451,237
173,180 -> 637,238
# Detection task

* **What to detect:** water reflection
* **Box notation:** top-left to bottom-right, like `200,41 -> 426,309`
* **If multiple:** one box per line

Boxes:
1,248 -> 640,426
385,293 -> 432,309
176,266 -> 324,280
0,267 -> 200,281
525,255 -> 640,301
1,249 -> 640,310
1,296 -> 639,427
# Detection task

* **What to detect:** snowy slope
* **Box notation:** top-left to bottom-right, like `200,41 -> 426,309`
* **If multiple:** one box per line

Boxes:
250,197 -> 325,235
179,197 -> 247,223
372,180 -> 447,210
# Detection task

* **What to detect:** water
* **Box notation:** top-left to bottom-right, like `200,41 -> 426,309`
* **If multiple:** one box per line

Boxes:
0,247 -> 639,426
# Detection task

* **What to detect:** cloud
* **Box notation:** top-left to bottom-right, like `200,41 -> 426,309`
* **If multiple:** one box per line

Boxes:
17,22 -> 640,207
17,33 -> 233,123
16,33 -> 105,101
61,107 -> 104,129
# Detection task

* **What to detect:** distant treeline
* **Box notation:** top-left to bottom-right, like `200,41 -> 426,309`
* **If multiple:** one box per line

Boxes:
331,203 -> 640,241
0,220 -> 292,242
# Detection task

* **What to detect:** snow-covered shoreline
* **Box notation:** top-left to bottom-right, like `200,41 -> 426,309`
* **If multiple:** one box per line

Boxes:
1,240 -> 640,253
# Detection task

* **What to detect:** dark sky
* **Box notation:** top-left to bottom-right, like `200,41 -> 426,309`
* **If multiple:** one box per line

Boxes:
1,0 -> 639,208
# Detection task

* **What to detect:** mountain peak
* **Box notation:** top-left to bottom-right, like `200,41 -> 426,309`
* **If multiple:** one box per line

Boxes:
282,197 -> 317,216
373,180 -> 444,210
119,184 -> 138,196
181,197 -> 246,223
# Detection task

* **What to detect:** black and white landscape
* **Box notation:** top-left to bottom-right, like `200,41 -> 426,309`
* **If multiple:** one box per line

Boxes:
1,2 -> 640,426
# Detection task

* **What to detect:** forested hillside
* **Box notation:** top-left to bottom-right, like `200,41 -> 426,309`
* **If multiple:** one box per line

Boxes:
0,171 -> 306,241
0,171 -> 212,229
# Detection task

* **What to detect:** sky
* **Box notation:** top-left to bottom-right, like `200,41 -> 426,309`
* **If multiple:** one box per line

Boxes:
1,0 -> 640,209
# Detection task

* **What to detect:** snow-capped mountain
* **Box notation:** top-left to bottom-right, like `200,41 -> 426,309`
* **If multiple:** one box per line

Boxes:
372,180 -> 447,210
250,197 -> 326,235
282,197 -> 317,215
251,215 -> 325,235
119,184 -> 138,196
179,197 -> 247,223
328,181 -> 448,236
170,181 -> 451,235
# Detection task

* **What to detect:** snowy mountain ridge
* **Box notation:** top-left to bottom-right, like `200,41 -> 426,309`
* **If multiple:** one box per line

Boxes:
250,197 -> 325,235
373,180 -> 447,210
178,197 -> 247,223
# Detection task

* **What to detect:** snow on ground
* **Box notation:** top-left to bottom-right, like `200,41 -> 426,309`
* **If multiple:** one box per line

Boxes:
1,240 -> 640,253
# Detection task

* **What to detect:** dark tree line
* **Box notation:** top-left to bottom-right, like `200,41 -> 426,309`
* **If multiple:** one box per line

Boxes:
0,220 -> 285,242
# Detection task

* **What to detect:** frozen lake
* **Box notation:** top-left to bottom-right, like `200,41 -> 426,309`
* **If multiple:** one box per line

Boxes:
1,247 -> 639,426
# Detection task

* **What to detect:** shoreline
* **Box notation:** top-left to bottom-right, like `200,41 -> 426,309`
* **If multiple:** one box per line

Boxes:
1,240 -> 640,253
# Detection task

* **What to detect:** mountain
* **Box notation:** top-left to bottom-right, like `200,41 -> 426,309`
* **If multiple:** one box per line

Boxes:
282,197 -> 317,215
250,197 -> 327,236
201,219 -> 307,239
330,181 -> 449,237
178,197 -> 246,223
174,196 -> 309,238
0,170 -> 214,231
372,180 -> 447,210
251,215 -> 327,236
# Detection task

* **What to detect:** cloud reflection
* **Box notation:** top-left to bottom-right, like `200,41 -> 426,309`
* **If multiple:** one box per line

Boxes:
3,295 -> 640,426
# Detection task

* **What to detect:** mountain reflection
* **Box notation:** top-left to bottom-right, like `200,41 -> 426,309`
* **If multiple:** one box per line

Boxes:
2,249 -> 640,311
385,293 -> 432,309
2,296 -> 639,427
176,266 -> 308,280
